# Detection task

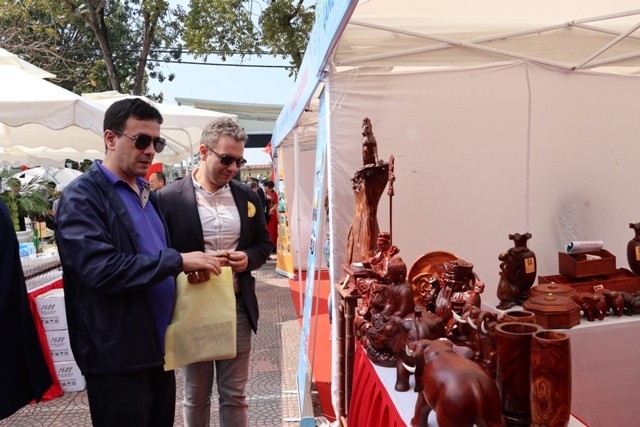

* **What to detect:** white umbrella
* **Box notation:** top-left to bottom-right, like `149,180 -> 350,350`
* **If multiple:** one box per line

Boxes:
13,167 -> 83,190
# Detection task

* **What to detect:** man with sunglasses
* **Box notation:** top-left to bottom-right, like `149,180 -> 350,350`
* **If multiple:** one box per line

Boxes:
55,98 -> 224,427
157,117 -> 272,427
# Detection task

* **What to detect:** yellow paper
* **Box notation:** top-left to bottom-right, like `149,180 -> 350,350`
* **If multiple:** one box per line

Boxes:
164,267 -> 236,371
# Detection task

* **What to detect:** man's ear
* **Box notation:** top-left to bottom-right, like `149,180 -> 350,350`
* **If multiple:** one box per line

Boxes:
104,129 -> 117,151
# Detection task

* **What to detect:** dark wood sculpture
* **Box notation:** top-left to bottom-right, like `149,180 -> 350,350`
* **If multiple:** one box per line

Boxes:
434,259 -> 477,337
388,307 -> 445,392
627,222 -> 640,275
356,254 -> 414,367
409,338 -> 504,427
599,289 -> 625,316
572,292 -> 607,321
496,233 -> 537,310
622,290 -> 640,315
361,117 -> 379,165
345,118 -> 390,265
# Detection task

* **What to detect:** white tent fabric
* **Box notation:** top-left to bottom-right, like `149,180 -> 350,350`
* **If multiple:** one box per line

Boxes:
0,48 -> 55,78
274,2 -> 640,425
334,0 -> 640,72
0,63 -> 236,166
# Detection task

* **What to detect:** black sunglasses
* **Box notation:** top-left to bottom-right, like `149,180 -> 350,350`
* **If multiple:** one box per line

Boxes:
209,149 -> 247,167
111,129 -> 166,153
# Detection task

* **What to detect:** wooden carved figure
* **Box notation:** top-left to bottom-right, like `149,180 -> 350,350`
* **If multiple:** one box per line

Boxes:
409,338 -> 504,427
361,117 -> 379,165
388,307 -> 445,392
496,233 -> 537,310
345,118 -> 390,264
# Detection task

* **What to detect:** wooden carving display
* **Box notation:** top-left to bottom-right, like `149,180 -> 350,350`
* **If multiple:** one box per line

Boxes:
345,118 -> 390,265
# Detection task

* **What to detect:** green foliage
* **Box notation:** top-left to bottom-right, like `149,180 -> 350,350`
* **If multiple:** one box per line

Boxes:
0,0 -> 315,95
259,0 -> 315,73
0,176 -> 49,231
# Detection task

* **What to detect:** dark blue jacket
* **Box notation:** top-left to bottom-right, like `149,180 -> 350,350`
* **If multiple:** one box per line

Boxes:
56,162 -> 183,374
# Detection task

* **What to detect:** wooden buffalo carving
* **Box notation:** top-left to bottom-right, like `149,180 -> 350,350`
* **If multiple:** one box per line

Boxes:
409,338 -> 504,427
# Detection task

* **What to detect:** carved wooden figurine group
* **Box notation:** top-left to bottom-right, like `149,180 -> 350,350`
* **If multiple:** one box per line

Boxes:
350,236 -> 507,427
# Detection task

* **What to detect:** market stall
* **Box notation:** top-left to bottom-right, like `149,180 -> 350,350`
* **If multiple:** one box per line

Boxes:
273,1 -> 640,424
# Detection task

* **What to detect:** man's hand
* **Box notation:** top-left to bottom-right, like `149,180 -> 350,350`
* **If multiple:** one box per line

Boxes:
181,252 -> 227,283
225,251 -> 249,273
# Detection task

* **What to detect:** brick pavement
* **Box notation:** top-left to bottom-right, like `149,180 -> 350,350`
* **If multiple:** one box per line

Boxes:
1,258 -> 321,426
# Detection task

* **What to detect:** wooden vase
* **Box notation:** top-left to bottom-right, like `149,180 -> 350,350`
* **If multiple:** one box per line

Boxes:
627,223 -> 640,275
502,309 -> 536,324
530,330 -> 572,427
496,321 -> 543,426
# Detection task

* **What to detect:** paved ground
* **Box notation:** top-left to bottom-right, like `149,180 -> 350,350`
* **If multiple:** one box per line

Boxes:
1,258 -> 322,426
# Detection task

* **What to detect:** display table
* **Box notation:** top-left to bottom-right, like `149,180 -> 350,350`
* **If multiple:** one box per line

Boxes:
561,313 -> 640,426
348,340 -> 588,427
27,279 -> 64,401
483,297 -> 640,427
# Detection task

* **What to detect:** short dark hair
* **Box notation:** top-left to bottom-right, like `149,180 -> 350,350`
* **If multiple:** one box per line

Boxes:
152,171 -> 166,185
103,98 -> 163,133
262,180 -> 275,189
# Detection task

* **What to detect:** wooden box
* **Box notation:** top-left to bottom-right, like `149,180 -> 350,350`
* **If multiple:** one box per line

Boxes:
523,295 -> 581,329
558,249 -> 616,278
538,268 -> 640,294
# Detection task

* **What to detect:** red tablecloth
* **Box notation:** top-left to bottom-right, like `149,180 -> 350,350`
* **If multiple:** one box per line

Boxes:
27,279 -> 64,401
348,342 -> 406,427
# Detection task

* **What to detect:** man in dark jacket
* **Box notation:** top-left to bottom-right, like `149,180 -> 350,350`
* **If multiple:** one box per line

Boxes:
55,98 -> 223,427
158,117 -> 271,427
0,199 -> 52,420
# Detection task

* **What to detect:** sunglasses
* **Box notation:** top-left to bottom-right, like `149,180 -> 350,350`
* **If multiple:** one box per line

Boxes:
111,130 -> 166,153
209,149 -> 247,167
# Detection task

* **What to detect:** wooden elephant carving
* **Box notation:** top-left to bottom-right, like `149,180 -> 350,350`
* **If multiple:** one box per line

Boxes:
387,307 -> 445,392
409,338 -> 504,427
573,292 -> 606,321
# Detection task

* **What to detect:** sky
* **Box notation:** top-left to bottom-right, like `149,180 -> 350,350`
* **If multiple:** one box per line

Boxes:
147,0 -> 302,107
148,54 -> 298,107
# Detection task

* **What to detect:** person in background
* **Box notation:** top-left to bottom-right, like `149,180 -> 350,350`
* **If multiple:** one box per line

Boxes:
158,117 -> 272,427
149,171 -> 166,191
55,98 -> 222,427
249,177 -> 268,224
262,180 -> 278,252
0,198 -> 53,420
